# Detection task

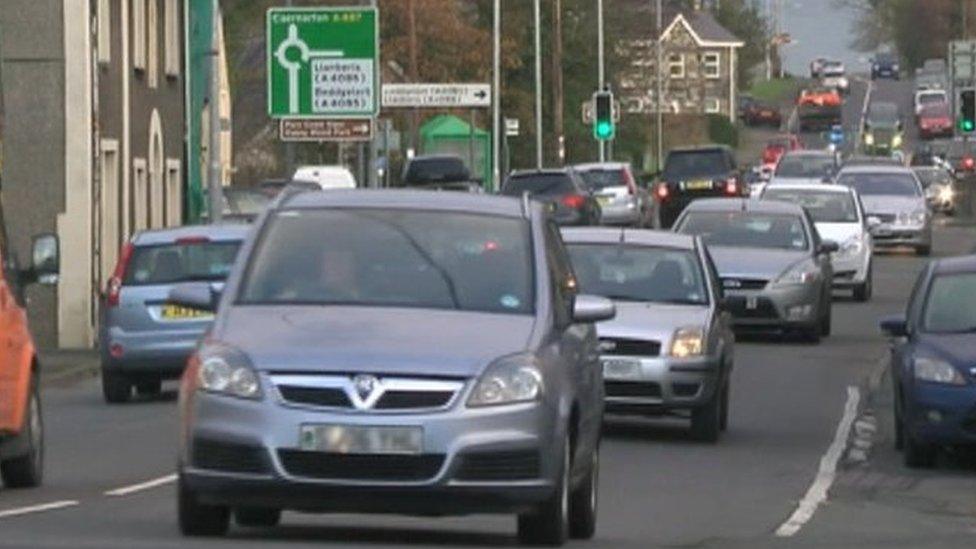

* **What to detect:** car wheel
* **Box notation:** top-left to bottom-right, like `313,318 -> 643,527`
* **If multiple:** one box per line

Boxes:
903,432 -> 937,469
568,446 -> 599,540
179,475 -> 230,537
820,300 -> 832,337
135,380 -> 162,397
102,372 -> 132,404
691,390 -> 722,443
1,377 -> 44,488
853,266 -> 873,302
234,507 -> 282,528
916,244 -> 931,256
893,394 -> 904,451
518,435 -> 570,546
719,381 -> 730,432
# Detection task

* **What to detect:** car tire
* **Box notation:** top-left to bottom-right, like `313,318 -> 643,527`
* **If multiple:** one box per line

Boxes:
518,435 -> 570,546
903,432 -> 937,469
179,475 -> 230,537
820,300 -> 832,337
719,381 -> 730,432
1,377 -> 44,488
853,266 -> 873,302
135,380 -> 162,397
102,372 -> 132,404
691,390 -> 722,443
234,507 -> 282,528
568,446 -> 599,540
916,244 -> 931,257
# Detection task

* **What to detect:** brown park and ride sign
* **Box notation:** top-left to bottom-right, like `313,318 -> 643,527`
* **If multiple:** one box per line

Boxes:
279,119 -> 374,142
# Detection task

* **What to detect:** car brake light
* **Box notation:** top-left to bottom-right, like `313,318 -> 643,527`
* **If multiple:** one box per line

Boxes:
965,157 -> 975,170
724,178 -> 738,195
175,236 -> 210,245
561,194 -> 586,209
106,242 -> 134,308
655,183 -> 670,200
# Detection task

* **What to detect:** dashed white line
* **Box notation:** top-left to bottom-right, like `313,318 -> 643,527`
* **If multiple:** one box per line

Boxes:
775,385 -> 861,537
0,500 -> 79,520
104,473 -> 177,497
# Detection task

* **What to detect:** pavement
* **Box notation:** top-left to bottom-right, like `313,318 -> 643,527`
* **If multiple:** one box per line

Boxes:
38,350 -> 100,387
0,79 -> 974,549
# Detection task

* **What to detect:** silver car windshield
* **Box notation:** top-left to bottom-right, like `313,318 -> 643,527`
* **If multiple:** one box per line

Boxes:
678,212 -> 810,251
922,273 -> 976,333
837,173 -> 920,196
566,244 -> 708,305
238,209 -> 535,315
762,190 -> 858,223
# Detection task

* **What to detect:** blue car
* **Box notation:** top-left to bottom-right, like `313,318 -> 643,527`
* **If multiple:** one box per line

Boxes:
880,256 -> 976,468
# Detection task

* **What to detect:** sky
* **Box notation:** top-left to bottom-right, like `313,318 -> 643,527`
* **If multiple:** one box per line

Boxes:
779,0 -> 866,75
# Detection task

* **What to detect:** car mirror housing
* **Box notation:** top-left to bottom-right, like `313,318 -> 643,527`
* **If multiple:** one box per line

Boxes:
819,240 -> 840,254
879,315 -> 909,338
169,282 -> 220,313
572,294 -> 616,324
29,233 -> 60,285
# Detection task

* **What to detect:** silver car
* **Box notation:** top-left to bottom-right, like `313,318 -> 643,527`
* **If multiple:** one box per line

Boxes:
835,165 -> 932,255
574,162 -> 654,227
98,224 -> 250,403
170,190 -> 614,545
562,228 -> 735,442
760,184 -> 874,301
674,199 -> 836,342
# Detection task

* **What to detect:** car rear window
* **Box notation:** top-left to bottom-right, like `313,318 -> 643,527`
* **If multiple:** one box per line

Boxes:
403,157 -> 469,184
502,174 -> 575,196
837,173 -> 920,196
663,150 -> 731,179
123,240 -> 242,286
676,212 -> 809,251
566,244 -> 708,305
239,209 -> 535,315
578,169 -> 627,190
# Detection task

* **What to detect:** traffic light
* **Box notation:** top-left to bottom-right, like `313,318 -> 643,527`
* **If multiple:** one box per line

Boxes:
959,88 -> 976,133
593,91 -> 615,141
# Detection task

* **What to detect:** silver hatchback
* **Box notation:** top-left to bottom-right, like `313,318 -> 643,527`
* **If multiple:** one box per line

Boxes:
574,162 -> 654,227
170,190 -> 614,545
563,228 -> 735,442
98,225 -> 250,403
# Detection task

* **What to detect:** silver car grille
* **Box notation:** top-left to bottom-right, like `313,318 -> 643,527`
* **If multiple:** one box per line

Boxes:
271,374 -> 465,412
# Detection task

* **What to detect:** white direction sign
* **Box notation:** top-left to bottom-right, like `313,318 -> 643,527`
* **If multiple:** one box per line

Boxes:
382,84 -> 491,108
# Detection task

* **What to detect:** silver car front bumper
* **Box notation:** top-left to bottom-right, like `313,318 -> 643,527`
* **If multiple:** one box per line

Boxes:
870,222 -> 931,248
601,354 -> 722,414
723,283 -> 824,331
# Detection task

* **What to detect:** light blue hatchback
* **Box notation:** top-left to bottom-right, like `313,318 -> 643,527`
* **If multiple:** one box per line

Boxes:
98,224 -> 250,403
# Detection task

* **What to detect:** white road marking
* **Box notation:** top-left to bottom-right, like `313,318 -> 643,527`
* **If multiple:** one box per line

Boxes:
104,473 -> 177,497
775,385 -> 861,537
0,500 -> 79,520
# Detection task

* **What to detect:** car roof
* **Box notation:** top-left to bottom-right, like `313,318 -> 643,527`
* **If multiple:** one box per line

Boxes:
561,227 -> 697,250
508,167 -> 575,177
280,189 -> 529,218
838,165 -> 914,175
132,224 -> 252,246
294,165 -> 353,175
762,183 -> 852,194
573,162 -> 630,171
932,254 -> 976,275
683,198 -> 805,216
782,150 -> 834,158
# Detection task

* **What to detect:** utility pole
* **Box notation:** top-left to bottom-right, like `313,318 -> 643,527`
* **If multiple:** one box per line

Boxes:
207,0 -> 223,224
366,0 -> 377,188
553,0 -> 564,165
656,0 -> 664,172
284,0 -> 295,178
408,0 -> 420,156
534,0 -> 543,169
492,0 -> 501,189
597,0 -> 606,162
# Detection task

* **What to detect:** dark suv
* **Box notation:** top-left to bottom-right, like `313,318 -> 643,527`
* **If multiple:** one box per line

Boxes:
501,169 -> 602,226
871,52 -> 900,80
401,154 -> 482,192
654,146 -> 745,228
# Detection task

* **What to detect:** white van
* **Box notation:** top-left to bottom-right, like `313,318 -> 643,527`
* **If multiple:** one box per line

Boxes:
291,165 -> 357,189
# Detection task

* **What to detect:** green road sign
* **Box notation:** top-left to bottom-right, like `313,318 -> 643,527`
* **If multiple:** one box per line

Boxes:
266,7 -> 379,118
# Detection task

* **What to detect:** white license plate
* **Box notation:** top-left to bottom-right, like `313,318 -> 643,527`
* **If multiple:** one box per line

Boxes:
299,424 -> 423,455
602,358 -> 642,380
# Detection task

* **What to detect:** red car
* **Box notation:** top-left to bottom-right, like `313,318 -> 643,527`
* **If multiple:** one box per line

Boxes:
762,134 -> 803,167
917,103 -> 952,140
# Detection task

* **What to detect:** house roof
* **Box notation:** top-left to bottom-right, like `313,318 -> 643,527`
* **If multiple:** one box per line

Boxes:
659,11 -> 744,48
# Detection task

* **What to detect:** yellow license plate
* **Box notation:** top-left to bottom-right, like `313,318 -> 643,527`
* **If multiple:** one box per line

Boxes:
685,180 -> 713,190
597,196 -> 612,206
160,304 -> 213,320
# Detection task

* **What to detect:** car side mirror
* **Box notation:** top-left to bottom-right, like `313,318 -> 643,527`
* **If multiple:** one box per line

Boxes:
879,315 -> 908,338
29,233 -> 60,285
819,240 -> 840,254
169,282 -> 220,313
572,294 -> 616,323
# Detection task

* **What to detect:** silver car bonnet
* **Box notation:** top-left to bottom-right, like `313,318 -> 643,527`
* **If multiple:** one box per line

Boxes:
596,302 -> 711,351
860,195 -> 925,215
707,246 -> 809,280
218,306 -> 536,377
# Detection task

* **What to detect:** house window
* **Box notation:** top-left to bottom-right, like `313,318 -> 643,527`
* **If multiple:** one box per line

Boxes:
97,0 -> 111,64
147,0 -> 159,88
132,0 -> 146,70
98,139 -> 120,286
705,98 -> 721,114
703,52 -> 721,79
165,160 -> 183,226
133,158 -> 148,232
668,53 -> 685,79
164,0 -> 180,77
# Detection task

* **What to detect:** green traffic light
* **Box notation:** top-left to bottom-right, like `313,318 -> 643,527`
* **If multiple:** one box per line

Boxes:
964,120 -> 975,132
596,121 -> 613,139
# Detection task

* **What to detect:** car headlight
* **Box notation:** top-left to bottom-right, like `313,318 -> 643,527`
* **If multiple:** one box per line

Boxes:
197,348 -> 262,400
468,354 -> 543,407
864,133 -> 875,145
772,262 -> 818,286
892,63 -> 900,71
914,357 -> 965,385
893,134 -> 903,147
938,186 -> 954,202
911,209 -> 927,224
670,327 -> 704,358
838,236 -> 864,257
